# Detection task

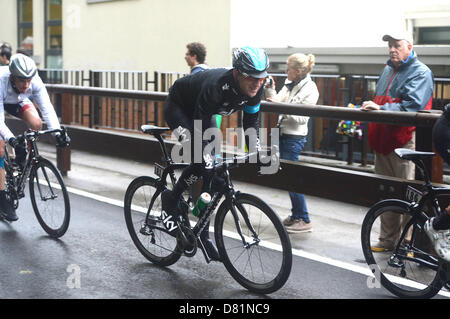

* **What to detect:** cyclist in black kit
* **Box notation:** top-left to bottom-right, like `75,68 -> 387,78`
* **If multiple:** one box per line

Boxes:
162,46 -> 269,260
426,103 -> 450,261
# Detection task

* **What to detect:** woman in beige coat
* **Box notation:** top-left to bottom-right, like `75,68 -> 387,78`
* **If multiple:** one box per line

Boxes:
265,53 -> 319,233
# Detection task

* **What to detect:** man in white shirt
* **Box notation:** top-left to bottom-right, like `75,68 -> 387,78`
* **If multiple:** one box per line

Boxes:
0,54 -> 70,221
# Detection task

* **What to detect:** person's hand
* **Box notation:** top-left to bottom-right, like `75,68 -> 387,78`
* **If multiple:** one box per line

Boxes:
8,137 -> 19,148
361,101 -> 381,111
56,132 -> 71,147
264,76 -> 275,89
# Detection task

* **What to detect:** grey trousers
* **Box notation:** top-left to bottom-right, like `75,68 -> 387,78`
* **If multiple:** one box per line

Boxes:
374,132 -> 415,245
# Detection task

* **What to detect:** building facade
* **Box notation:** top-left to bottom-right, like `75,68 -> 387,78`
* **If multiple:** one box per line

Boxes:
1,0 -> 449,76
1,0 -> 232,72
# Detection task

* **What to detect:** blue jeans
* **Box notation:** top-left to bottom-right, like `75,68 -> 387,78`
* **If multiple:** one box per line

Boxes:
279,136 -> 310,223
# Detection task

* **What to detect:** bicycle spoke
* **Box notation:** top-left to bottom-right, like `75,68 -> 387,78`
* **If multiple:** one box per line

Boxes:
361,201 -> 444,298
124,177 -> 181,266
30,159 -> 70,238
215,193 -> 292,294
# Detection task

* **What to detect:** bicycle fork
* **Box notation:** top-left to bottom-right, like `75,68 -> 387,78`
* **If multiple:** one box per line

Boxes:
229,200 -> 260,249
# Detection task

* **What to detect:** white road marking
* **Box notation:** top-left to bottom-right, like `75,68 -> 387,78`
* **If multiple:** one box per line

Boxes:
66,185 -> 450,298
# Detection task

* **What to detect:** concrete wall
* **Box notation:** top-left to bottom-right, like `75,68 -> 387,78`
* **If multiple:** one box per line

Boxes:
62,0 -> 232,72
0,1 -> 18,50
32,0 -> 45,67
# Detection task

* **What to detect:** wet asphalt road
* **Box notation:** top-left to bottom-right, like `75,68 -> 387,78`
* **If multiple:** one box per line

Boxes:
0,190 -> 445,300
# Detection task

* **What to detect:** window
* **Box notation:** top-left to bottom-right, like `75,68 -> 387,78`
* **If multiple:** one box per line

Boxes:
17,0 -> 33,56
45,0 -> 62,68
417,27 -> 450,45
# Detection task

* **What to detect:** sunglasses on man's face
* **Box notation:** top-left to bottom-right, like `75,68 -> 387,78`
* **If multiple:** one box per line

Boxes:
240,72 -> 265,81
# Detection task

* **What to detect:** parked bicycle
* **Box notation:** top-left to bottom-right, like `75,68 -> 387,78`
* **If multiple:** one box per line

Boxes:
124,125 -> 292,294
0,128 -> 70,238
361,148 -> 450,298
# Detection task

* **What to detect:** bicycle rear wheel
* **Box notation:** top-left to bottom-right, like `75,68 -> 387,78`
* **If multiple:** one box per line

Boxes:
214,193 -> 292,294
361,200 -> 444,298
29,158 -> 70,238
124,176 -> 182,267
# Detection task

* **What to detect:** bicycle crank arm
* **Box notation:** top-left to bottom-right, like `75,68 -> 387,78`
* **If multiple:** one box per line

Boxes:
40,194 -> 58,201
197,238 -> 212,264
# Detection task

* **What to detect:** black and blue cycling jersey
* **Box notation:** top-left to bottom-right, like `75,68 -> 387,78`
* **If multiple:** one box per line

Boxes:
164,67 -> 261,137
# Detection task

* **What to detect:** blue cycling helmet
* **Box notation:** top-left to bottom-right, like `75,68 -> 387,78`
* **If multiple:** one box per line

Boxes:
232,46 -> 269,78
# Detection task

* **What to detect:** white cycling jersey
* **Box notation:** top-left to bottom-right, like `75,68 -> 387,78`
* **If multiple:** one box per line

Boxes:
0,65 -> 60,141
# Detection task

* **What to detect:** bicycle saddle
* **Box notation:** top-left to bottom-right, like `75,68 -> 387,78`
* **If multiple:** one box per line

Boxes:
141,125 -> 171,135
394,148 -> 435,160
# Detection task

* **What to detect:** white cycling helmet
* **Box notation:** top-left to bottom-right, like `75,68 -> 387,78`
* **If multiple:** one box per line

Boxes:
9,53 -> 37,79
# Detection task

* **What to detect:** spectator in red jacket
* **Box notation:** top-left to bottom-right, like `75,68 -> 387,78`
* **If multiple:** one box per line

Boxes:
361,31 -> 434,252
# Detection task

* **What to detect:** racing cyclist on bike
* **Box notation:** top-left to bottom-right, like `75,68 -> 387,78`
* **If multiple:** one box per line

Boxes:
0,53 -> 70,222
426,103 -> 450,261
162,46 -> 269,261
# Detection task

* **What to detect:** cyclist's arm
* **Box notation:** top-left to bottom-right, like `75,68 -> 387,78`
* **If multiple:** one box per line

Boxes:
32,75 -> 61,130
243,104 -> 261,153
0,92 -> 15,141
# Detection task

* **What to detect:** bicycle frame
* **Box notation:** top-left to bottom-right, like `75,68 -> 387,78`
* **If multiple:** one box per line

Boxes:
388,161 -> 450,273
144,131 -> 262,262
4,128 -> 64,206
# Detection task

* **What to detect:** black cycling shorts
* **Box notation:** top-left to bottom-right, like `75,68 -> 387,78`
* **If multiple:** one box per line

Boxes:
432,114 -> 450,165
4,102 -> 34,118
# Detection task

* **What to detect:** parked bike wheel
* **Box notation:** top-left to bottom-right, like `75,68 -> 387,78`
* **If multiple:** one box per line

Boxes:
214,193 -> 292,294
29,158 -> 70,238
361,200 -> 444,298
124,176 -> 181,267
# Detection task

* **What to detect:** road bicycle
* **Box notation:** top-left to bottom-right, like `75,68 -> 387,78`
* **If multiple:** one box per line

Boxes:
361,148 -> 450,298
0,128 -> 70,238
124,125 -> 292,294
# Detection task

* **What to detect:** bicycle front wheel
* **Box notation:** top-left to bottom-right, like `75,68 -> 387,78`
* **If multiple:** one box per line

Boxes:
361,199 -> 444,298
215,193 -> 292,294
29,158 -> 70,238
124,176 -> 181,267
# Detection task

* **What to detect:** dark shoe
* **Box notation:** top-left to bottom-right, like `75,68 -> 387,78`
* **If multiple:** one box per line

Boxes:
0,196 -> 18,222
161,190 -> 181,236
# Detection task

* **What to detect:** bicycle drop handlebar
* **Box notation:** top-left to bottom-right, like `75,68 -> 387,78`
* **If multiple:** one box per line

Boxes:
16,127 -> 67,142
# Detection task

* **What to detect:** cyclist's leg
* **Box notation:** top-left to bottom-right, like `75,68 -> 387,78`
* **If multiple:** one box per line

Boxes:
4,102 -> 36,168
0,138 -> 17,221
19,101 -> 42,131
432,115 -> 450,231
425,116 -> 450,258
0,139 -> 5,191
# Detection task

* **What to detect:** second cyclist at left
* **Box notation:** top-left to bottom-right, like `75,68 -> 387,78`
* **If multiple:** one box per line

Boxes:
0,53 -> 70,222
